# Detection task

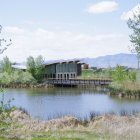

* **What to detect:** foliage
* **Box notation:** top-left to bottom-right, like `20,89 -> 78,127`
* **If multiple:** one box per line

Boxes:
27,55 -> 45,82
0,25 -> 15,131
127,70 -> 137,82
104,67 -> 114,78
27,56 -> 36,78
0,25 -> 12,54
113,65 -> 126,82
78,68 -> 114,79
109,81 -> 123,92
136,71 -> 140,85
127,6 -> 140,68
0,90 -> 16,131
109,70 -> 140,94
0,56 -> 13,74
34,55 -> 45,82
79,65 -> 140,94
0,71 -> 37,85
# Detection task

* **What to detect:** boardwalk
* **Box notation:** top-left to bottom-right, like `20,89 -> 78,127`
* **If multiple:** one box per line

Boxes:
47,78 -> 113,86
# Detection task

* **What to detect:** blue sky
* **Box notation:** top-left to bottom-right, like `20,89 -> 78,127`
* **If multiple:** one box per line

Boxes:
0,0 -> 139,62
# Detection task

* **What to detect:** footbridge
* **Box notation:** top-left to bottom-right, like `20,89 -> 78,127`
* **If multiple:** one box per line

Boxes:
47,78 -> 113,86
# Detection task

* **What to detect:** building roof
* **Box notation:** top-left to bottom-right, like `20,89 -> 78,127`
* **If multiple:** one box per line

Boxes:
43,59 -> 84,66
12,59 -> 85,70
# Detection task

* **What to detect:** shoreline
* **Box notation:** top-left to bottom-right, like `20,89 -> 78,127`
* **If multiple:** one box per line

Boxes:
0,83 -> 54,88
1,83 -> 140,99
1,109 -> 140,139
108,90 -> 140,99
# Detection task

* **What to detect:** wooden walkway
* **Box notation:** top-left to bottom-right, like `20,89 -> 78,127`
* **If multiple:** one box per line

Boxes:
47,78 -> 113,86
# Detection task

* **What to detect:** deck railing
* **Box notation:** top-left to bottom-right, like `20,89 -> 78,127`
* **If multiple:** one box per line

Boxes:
47,78 -> 113,86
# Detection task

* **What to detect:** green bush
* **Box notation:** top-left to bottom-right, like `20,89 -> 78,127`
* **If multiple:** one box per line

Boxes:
127,70 -> 137,82
109,81 -> 123,92
113,65 -> 126,82
0,71 -> 37,85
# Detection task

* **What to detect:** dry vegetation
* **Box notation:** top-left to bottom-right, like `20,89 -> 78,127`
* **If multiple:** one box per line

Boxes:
0,109 -> 140,140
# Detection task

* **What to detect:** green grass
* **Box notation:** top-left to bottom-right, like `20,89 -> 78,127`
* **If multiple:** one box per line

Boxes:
0,138 -> 20,140
31,130 -> 102,140
0,122 -> 108,140
78,69 -> 112,79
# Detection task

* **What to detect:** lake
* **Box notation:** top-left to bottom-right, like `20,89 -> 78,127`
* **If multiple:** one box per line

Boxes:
2,88 -> 140,120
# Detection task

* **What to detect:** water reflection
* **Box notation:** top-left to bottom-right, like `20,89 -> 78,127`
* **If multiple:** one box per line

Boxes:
2,88 -> 140,120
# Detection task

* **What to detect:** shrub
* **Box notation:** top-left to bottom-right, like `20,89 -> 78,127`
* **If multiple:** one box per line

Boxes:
0,90 -> 16,124
127,70 -> 137,82
0,71 -> 37,85
113,65 -> 126,82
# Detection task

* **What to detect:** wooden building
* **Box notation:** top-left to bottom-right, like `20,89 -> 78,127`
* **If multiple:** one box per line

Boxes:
44,60 -> 83,79
12,60 -> 85,79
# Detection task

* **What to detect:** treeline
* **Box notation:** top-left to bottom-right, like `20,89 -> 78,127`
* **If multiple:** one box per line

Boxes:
0,55 -> 46,85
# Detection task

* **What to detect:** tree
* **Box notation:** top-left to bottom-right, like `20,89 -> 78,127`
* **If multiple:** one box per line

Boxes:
0,25 -> 12,54
27,56 -> 36,78
1,56 -> 13,74
35,55 -> 45,82
0,25 -> 12,73
27,55 -> 45,82
0,25 -> 14,124
127,6 -> 140,69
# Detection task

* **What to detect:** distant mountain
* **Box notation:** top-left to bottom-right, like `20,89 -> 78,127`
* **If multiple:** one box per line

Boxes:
82,53 -> 138,68
14,53 -> 138,69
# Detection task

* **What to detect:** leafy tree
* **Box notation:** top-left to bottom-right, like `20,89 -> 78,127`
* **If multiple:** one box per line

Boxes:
27,56 -> 36,78
0,25 -> 12,73
0,25 -> 12,54
27,55 -> 45,82
0,25 -> 14,125
127,6 -> 140,69
35,55 -> 45,82
0,56 -> 13,74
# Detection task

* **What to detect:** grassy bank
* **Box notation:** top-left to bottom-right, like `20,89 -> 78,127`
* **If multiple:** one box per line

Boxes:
109,81 -> 140,95
1,109 -> 140,140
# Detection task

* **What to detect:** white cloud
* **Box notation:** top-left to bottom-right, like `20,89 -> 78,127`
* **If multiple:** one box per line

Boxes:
74,33 -> 123,41
121,4 -> 140,20
0,26 -> 129,62
5,27 -> 26,35
85,1 -> 118,14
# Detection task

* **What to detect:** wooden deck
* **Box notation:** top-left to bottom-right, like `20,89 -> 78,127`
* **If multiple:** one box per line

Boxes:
47,78 -> 113,86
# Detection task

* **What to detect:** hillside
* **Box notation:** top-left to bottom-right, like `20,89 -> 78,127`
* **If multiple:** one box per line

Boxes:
82,53 -> 138,68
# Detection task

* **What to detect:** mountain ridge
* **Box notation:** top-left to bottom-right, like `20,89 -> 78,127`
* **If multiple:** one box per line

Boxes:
82,53 -> 137,68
